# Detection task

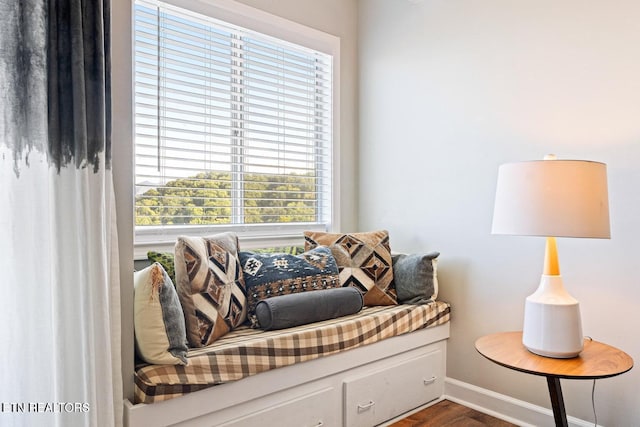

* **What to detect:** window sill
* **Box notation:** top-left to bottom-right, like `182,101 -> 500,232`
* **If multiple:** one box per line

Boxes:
133,223 -> 327,260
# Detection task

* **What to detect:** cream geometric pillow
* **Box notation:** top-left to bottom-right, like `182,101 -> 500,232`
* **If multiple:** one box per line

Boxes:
304,230 -> 397,306
175,232 -> 247,347
134,263 -> 188,365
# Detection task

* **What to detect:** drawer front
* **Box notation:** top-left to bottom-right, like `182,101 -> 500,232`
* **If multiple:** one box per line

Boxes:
343,350 -> 443,427
219,387 -> 337,427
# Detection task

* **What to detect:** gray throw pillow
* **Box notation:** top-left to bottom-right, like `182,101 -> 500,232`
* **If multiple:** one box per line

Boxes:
255,287 -> 364,330
391,252 -> 439,304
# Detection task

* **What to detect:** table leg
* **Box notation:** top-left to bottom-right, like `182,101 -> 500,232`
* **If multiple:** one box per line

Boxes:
547,377 -> 568,427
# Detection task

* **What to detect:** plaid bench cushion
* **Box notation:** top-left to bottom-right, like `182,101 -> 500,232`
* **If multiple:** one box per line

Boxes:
134,301 -> 451,404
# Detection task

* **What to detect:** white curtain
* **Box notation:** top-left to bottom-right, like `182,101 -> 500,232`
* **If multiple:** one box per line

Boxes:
0,152 -> 122,427
0,1 -> 122,426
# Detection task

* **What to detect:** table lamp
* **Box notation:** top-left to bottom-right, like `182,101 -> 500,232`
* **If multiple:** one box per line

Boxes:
491,155 -> 610,358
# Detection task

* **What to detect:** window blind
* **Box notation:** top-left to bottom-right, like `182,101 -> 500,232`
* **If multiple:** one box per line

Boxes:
134,0 -> 333,242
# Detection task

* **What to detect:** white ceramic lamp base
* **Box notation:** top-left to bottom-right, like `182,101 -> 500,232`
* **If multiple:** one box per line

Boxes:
522,275 -> 583,358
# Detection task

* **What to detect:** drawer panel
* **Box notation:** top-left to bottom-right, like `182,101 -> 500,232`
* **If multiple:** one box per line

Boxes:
343,350 -> 443,427
219,387 -> 337,427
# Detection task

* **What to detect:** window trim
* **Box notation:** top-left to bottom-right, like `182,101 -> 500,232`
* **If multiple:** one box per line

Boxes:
132,0 -> 341,259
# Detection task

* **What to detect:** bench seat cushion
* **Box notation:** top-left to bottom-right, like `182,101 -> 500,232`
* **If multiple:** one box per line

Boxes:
134,301 -> 451,404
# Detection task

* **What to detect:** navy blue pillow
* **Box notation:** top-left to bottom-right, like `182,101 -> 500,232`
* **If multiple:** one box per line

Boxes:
239,246 -> 341,327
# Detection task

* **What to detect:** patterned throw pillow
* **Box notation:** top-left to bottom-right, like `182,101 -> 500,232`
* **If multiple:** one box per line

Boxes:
304,230 -> 397,306
175,232 -> 246,347
134,263 -> 188,365
239,246 -> 341,327
147,250 -> 175,284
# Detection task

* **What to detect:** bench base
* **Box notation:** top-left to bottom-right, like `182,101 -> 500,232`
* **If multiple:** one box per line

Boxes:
124,322 -> 449,427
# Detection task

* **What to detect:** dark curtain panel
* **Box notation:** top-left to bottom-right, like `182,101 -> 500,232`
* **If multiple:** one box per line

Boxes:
0,0 -> 48,175
48,0 -> 112,172
0,0 -> 111,175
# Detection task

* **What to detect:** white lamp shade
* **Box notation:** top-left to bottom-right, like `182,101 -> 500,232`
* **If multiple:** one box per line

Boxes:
492,160 -> 610,238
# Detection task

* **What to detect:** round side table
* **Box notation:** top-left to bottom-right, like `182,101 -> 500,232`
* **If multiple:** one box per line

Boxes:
475,331 -> 633,427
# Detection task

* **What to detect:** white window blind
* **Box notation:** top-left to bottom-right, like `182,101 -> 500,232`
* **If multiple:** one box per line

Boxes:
133,0 -> 333,248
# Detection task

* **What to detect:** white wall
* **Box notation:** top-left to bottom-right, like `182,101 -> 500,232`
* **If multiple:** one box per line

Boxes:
359,0 -> 640,425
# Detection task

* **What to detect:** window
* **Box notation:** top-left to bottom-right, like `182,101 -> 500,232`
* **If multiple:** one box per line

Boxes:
133,0 -> 336,255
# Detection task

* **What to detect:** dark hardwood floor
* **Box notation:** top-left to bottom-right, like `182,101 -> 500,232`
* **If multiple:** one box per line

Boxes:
390,400 -> 518,427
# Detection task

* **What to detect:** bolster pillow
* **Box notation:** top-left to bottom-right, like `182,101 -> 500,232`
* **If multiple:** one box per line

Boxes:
255,287 -> 364,330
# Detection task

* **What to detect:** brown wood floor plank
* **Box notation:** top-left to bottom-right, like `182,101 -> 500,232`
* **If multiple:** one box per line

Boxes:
390,400 -> 517,427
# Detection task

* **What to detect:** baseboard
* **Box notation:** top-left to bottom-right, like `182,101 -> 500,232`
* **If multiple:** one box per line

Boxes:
444,377 -> 599,427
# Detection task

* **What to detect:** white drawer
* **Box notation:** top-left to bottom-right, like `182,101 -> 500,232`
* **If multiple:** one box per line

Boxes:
219,386 -> 337,427
343,350 -> 443,427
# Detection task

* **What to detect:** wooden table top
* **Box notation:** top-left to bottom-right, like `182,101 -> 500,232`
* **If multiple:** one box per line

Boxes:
475,331 -> 634,379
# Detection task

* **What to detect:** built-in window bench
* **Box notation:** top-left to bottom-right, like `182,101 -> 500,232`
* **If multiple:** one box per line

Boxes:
124,302 -> 450,427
